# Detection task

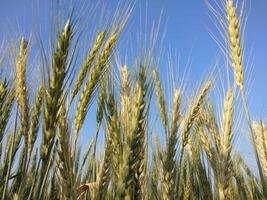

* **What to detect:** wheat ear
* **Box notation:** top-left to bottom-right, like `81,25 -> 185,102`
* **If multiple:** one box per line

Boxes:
163,89 -> 181,200
15,38 -> 30,147
182,80 -> 211,148
41,19 -> 72,161
0,86 -> 14,142
226,0 -> 243,90
74,33 -> 118,136
127,67 -> 149,199
57,105 -> 76,199
219,89 -> 234,199
106,94 -> 121,181
70,31 -> 106,101
153,69 -> 168,131
28,86 -> 43,155
96,129 -> 113,200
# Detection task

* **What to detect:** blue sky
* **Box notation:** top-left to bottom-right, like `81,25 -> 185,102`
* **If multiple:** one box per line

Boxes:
0,0 -> 267,160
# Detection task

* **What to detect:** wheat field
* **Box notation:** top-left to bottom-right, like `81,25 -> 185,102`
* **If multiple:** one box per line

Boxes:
0,0 -> 266,199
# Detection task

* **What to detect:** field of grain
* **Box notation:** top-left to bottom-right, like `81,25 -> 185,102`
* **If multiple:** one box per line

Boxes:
0,0 -> 266,199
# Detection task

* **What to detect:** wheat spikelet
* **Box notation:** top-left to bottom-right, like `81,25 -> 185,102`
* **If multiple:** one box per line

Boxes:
71,31 -> 106,101
74,33 -> 118,137
182,80 -> 211,148
226,0 -> 244,90
15,38 -> 30,147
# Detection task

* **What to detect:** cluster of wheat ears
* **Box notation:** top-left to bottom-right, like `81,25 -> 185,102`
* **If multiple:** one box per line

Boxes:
0,0 -> 266,199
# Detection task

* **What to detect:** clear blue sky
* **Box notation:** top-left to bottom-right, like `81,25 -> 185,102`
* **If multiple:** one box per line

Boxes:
0,0 -> 267,159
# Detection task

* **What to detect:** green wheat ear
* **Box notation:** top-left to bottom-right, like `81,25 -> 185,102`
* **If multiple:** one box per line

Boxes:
71,31 -> 106,102
153,69 -> 168,131
74,33 -> 118,137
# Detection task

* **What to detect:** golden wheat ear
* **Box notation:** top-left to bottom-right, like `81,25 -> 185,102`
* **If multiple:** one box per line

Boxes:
226,0 -> 244,91
15,38 -> 30,149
